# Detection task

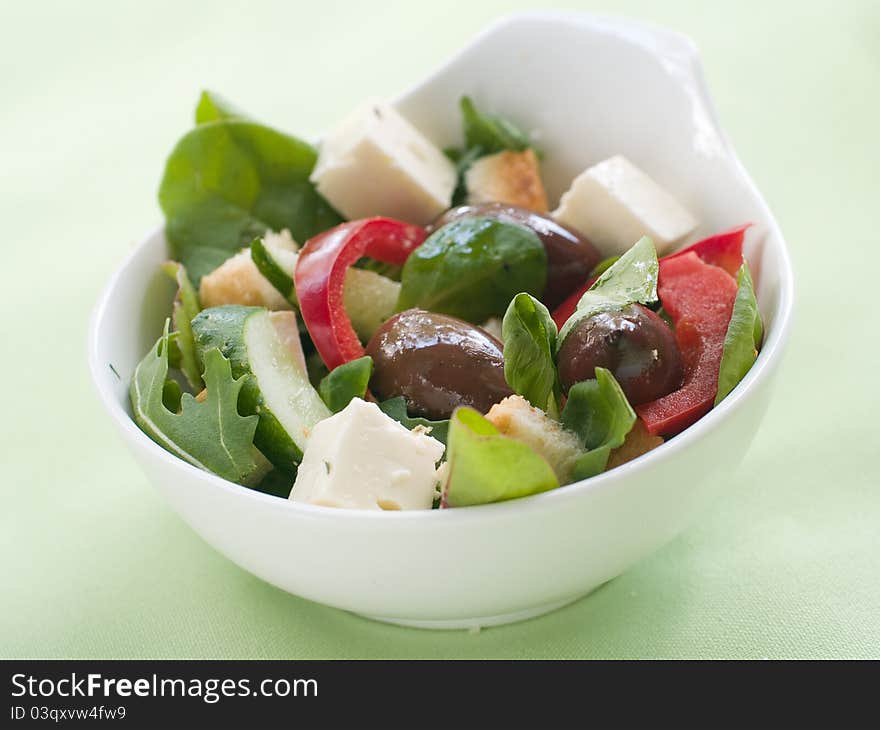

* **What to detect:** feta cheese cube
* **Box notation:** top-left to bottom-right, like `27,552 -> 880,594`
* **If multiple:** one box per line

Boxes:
310,100 -> 456,225
552,155 -> 698,256
289,398 -> 445,511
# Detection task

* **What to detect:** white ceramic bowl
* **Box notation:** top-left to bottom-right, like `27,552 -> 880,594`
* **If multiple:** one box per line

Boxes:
89,12 -> 794,629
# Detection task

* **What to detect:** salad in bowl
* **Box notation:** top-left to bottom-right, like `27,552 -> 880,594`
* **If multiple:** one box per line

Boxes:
130,90 -> 763,513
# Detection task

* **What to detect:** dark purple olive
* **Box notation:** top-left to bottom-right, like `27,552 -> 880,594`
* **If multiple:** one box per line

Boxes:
429,203 -> 601,309
557,304 -> 684,405
366,309 -> 513,419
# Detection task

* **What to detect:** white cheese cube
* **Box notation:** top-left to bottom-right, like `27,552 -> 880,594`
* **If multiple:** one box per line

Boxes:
310,100 -> 456,225
552,155 -> 697,256
289,398 -> 445,511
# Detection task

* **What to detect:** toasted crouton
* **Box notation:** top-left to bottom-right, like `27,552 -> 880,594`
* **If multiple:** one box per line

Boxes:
485,395 -> 582,484
606,419 -> 664,470
465,149 -> 549,213
199,248 -> 292,311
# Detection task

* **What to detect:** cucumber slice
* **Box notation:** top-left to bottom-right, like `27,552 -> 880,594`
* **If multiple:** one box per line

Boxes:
251,233 -> 401,342
345,268 -> 401,341
192,305 -> 330,474
251,233 -> 299,304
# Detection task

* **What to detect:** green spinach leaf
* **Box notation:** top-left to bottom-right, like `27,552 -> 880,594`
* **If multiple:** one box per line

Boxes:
161,261 -> 202,390
501,293 -> 559,412
442,407 -> 559,507
715,262 -> 763,404
397,217 -> 547,323
130,321 -> 261,483
318,357 -> 373,413
378,397 -> 450,447
158,119 -> 342,284
561,368 -> 636,481
556,236 -> 659,348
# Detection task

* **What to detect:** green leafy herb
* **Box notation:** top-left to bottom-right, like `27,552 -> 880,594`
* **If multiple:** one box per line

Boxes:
253,468 -> 296,499
378,397 -> 450,448
460,96 -> 531,154
445,97 -> 535,205
589,255 -> 621,278
557,236 -> 659,348
715,262 -> 763,404
561,368 -> 636,481
442,407 -> 558,507
161,261 -> 202,390
158,119 -> 342,283
501,293 -> 559,413
195,90 -> 246,125
130,322 -> 261,483
318,357 -> 373,413
397,217 -> 547,323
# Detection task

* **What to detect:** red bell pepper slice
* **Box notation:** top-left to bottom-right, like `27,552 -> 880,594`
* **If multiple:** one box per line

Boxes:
635,252 -> 738,435
663,223 -> 751,277
294,217 -> 426,370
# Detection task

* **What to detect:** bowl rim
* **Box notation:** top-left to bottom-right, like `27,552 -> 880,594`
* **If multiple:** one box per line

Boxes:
87,11 -> 795,525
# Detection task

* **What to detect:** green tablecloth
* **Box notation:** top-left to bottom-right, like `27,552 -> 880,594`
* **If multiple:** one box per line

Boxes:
3,0 -> 878,659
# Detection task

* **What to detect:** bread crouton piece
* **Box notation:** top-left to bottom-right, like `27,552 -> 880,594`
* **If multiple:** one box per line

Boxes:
606,418 -> 664,470
465,149 -> 549,213
199,249 -> 292,311
485,395 -> 582,484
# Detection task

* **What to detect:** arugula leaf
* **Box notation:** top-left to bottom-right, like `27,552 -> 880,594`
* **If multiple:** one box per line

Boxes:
195,90 -> 245,124
378,397 -> 450,447
561,368 -> 636,481
397,217 -> 547,323
318,357 -> 373,413
158,119 -> 342,283
442,407 -> 558,507
715,261 -> 763,404
556,236 -> 659,347
501,293 -> 559,412
161,261 -> 202,390
130,322 -> 261,483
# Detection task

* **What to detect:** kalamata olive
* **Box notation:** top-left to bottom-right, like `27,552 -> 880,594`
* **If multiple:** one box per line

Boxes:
366,309 -> 513,419
429,203 -> 600,309
557,304 -> 684,405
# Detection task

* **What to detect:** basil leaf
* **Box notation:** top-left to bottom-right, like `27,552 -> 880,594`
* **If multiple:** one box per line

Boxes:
442,407 -> 558,507
715,262 -> 763,404
158,119 -> 342,284
378,397 -> 449,447
318,357 -> 373,413
161,261 -> 202,390
557,236 -> 659,348
561,368 -> 636,481
460,96 -> 531,154
501,293 -> 559,411
130,321 -> 261,483
397,217 -> 547,323
195,90 -> 245,125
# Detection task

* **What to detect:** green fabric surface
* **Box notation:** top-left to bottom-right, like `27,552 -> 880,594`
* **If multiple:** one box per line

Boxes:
2,0 -> 878,659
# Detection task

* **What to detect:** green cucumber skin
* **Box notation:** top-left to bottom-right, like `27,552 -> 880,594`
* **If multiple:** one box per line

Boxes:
191,305 -> 260,376
239,376 -> 302,477
251,238 -> 295,300
192,304 -> 303,474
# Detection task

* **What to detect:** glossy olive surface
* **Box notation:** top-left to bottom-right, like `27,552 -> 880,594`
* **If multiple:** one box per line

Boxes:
430,203 -> 601,309
557,304 -> 684,405
366,309 -> 513,419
